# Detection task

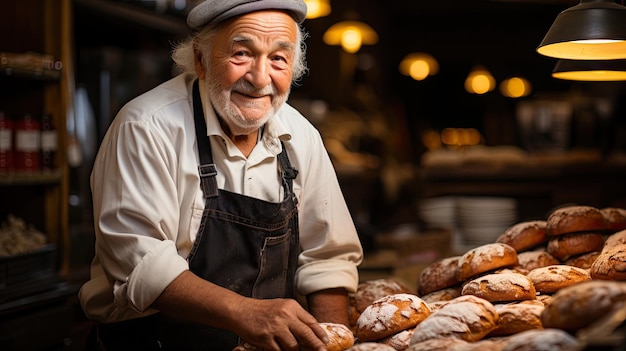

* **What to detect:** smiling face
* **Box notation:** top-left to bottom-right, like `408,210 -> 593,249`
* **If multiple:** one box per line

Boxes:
196,10 -> 298,136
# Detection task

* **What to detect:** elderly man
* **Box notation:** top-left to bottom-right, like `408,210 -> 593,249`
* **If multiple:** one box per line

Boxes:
79,0 -> 363,350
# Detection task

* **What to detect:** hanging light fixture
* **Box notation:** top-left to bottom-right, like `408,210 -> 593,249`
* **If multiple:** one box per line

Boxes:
537,0 -> 626,60
304,0 -> 331,19
323,20 -> 378,54
399,53 -> 439,81
464,65 -> 496,94
552,59 -> 626,81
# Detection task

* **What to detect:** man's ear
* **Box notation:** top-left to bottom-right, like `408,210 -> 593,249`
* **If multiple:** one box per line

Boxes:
194,50 -> 205,80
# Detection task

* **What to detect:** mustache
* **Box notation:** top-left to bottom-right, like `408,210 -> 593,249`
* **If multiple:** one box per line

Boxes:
231,79 -> 277,96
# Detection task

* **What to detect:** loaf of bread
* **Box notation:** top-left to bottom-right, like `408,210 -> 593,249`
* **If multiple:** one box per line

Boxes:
355,293 -> 431,341
319,323 -> 355,351
496,220 -> 547,252
601,207 -> 626,232
527,264 -> 591,294
604,229 -> 626,249
565,250 -> 601,269
546,231 -> 605,261
546,205 -> 607,236
461,272 -> 536,302
590,244 -> 626,281
345,342 -> 396,351
420,286 -> 461,303
409,295 -> 498,344
377,328 -> 414,351
501,328 -> 580,351
516,250 -> 559,271
457,243 -> 518,281
406,337 -> 469,351
418,256 -> 461,295
541,280 -> 626,331
489,303 -> 544,336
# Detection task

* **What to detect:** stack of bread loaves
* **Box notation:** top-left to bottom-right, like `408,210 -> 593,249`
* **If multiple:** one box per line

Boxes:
233,205 -> 626,351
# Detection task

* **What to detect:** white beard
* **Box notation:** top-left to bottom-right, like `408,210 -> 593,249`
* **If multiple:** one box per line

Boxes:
203,72 -> 290,136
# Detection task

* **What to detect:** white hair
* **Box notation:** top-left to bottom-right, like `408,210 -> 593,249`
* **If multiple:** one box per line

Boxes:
171,20 -> 309,82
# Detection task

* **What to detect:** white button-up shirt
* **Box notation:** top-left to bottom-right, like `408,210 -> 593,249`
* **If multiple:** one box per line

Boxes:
79,73 -> 363,323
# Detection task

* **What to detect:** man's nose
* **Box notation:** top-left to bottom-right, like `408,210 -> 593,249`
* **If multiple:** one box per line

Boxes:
246,58 -> 272,88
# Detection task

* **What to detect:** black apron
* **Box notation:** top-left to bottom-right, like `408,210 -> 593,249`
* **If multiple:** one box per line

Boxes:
90,80 -> 300,351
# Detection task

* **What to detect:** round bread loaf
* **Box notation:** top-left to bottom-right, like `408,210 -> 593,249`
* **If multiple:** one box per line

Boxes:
355,279 -> 413,313
516,250 -> 560,271
406,337 -> 469,351
496,220 -> 547,252
355,293 -> 431,342
565,250 -> 601,269
420,286 -> 461,303
418,256 -> 461,295
541,280 -> 626,331
489,303 -> 544,336
535,294 -> 552,306
501,328 -> 579,351
457,243 -> 518,281
601,207 -> 626,232
527,264 -> 591,294
546,231 -> 605,261
604,229 -> 626,249
590,245 -> 626,281
545,205 -> 607,236
409,295 -> 498,344
461,272 -> 536,303
346,342 -> 396,351
320,323 -> 355,351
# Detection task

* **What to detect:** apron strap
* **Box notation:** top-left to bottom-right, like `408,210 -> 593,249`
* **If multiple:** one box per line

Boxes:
192,79 -> 219,199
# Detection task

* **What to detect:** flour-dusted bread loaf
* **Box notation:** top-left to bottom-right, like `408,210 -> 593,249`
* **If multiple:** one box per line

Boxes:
516,250 -> 559,271
418,256 -> 461,295
501,328 -> 580,351
541,280 -> 626,331
527,264 -> 591,294
457,243 -> 519,281
590,244 -> 626,281
461,272 -> 536,303
496,220 -> 547,252
355,293 -> 431,341
604,229 -> 626,249
355,278 -> 413,313
320,322 -> 355,351
546,231 -> 605,261
489,303 -> 544,336
377,328 -> 414,351
546,205 -> 607,236
409,295 -> 498,344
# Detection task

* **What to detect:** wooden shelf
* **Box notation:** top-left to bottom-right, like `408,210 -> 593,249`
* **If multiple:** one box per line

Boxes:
0,169 -> 63,186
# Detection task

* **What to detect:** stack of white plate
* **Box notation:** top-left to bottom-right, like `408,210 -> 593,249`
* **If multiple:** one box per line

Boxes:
418,196 -> 457,230
457,196 -> 518,246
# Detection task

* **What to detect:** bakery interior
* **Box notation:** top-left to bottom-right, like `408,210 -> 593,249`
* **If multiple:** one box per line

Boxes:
2,0 -> 626,349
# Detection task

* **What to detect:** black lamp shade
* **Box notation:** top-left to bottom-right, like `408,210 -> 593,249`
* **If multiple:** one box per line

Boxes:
537,0 -> 626,60
552,59 -> 626,81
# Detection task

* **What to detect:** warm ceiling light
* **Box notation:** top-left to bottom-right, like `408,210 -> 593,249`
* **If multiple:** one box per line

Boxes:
399,53 -> 439,81
500,76 -> 532,98
323,20 -> 378,54
552,59 -> 626,81
537,0 -> 626,60
464,65 -> 496,94
304,0 -> 331,19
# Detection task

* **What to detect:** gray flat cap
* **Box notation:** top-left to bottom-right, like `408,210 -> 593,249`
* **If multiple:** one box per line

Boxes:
187,0 -> 308,30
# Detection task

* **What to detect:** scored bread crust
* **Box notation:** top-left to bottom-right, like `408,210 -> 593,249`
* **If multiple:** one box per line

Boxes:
355,293 -> 431,342
320,322 -> 355,351
496,220 -> 547,252
546,205 -> 607,236
456,243 -> 518,281
418,256 -> 461,296
355,278 -> 413,313
546,231 -> 605,261
601,207 -> 626,232
409,295 -> 499,344
461,272 -> 536,303
489,303 -> 544,336
516,250 -> 560,271
527,264 -> 591,294
590,244 -> 626,281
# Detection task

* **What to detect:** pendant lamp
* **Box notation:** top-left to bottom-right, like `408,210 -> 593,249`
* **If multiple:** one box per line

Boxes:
552,59 -> 626,81
537,0 -> 626,60
323,20 -> 378,54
